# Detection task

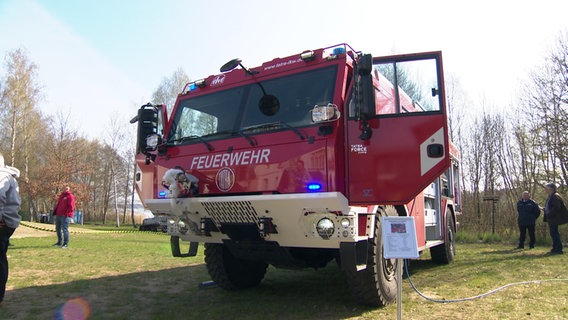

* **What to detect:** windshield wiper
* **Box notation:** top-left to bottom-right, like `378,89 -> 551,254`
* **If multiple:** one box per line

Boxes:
240,121 -> 305,140
201,129 -> 255,146
170,135 -> 214,151
236,130 -> 256,146
201,130 -> 234,138
240,122 -> 283,132
278,121 -> 305,140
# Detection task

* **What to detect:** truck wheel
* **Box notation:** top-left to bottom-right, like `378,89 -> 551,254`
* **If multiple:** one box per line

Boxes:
204,243 -> 268,290
430,211 -> 455,264
344,206 -> 398,307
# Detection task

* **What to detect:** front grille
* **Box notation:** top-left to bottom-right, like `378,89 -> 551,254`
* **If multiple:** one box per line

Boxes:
202,201 -> 259,225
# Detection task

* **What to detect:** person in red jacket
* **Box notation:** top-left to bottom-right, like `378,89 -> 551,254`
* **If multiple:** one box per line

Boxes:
53,184 -> 75,248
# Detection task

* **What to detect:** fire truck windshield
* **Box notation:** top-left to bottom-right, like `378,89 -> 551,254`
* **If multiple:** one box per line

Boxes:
168,66 -> 337,144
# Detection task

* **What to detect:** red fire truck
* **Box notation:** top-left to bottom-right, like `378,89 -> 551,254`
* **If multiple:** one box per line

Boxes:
133,44 -> 461,307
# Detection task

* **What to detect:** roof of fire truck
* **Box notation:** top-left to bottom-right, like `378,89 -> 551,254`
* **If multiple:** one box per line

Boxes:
179,44 -> 357,97
169,44 -> 460,162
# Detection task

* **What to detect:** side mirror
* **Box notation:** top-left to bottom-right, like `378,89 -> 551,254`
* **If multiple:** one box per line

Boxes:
358,54 -> 373,76
356,54 -> 376,120
220,58 -> 242,72
358,73 -> 375,119
136,104 -> 162,154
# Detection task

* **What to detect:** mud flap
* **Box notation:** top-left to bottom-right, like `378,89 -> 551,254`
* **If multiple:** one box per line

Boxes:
340,241 -> 368,272
171,236 -> 199,257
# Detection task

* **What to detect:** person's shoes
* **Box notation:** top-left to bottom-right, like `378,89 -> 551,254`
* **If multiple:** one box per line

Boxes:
529,246 -> 535,249
548,250 -> 563,255
61,244 -> 68,249
515,246 -> 524,250
52,243 -> 62,247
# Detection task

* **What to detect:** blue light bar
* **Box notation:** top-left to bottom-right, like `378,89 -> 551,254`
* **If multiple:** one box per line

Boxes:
333,47 -> 346,55
307,183 -> 322,191
158,190 -> 168,198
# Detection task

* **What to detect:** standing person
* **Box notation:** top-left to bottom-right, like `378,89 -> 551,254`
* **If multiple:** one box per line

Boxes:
0,153 -> 21,306
543,183 -> 568,254
516,191 -> 540,249
53,184 -> 75,248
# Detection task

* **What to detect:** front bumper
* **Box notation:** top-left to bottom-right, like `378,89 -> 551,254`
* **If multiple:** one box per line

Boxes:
145,192 -> 375,249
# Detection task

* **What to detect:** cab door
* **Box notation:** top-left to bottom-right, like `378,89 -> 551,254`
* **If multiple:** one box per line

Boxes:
347,51 -> 450,205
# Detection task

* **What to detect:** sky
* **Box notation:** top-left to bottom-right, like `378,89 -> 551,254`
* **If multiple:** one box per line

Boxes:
1,0 -> 568,140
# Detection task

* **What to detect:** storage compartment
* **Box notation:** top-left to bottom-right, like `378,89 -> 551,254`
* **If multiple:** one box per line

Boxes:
424,208 -> 437,226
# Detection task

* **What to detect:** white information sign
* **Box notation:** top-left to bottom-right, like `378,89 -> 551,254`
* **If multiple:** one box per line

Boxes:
381,216 -> 419,259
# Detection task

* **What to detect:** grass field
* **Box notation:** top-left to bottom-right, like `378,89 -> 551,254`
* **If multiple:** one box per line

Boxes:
1,223 -> 567,320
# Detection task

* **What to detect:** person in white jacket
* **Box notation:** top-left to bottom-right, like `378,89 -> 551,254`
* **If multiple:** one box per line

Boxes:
0,153 -> 21,305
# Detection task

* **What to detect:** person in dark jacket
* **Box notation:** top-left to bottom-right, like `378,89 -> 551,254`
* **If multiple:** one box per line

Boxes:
53,184 -> 75,248
543,183 -> 568,254
516,191 -> 540,249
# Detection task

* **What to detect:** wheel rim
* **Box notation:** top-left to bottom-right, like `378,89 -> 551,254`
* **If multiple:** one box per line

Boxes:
448,225 -> 455,254
380,206 -> 398,282
381,246 -> 396,281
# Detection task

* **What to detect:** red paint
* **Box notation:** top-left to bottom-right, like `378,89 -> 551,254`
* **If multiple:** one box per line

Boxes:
135,44 -> 460,252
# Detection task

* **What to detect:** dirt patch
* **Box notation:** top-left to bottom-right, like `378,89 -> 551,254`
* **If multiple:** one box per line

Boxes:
11,224 -> 53,238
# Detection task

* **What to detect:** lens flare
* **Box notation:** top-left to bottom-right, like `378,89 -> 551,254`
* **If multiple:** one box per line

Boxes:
54,297 -> 91,320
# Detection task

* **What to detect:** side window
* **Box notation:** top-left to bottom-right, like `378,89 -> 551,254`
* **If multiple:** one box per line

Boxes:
169,86 -> 244,143
452,162 -> 461,209
373,58 -> 441,115
172,108 -> 218,141
193,110 -> 218,136
441,170 -> 450,197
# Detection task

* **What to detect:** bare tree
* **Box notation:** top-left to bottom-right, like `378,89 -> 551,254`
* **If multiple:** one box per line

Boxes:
519,31 -> 568,188
0,48 -> 45,220
151,67 -> 190,116
0,48 -> 41,167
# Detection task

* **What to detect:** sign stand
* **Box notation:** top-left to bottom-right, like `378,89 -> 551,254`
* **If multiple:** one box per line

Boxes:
397,259 -> 403,320
381,216 -> 419,320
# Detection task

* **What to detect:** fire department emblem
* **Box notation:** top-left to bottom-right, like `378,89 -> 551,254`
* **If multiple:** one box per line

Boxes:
216,167 -> 235,192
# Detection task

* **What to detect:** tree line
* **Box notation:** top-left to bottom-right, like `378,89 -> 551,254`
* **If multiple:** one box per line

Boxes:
453,31 -> 568,239
0,49 -> 143,226
0,48 -> 194,226
2,31 -> 568,234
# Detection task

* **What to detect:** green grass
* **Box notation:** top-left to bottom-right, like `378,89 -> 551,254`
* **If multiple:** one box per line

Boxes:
2,228 -> 568,319
72,222 -> 142,232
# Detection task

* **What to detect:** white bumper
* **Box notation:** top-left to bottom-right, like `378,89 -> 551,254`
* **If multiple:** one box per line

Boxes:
145,192 -> 374,249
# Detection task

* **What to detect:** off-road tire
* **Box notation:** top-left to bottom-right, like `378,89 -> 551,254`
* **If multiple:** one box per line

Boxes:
430,210 -> 456,264
204,243 -> 268,290
344,206 -> 398,307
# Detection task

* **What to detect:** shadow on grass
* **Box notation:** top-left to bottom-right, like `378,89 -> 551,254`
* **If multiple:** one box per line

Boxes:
478,246 -> 562,258
1,263 -> 382,320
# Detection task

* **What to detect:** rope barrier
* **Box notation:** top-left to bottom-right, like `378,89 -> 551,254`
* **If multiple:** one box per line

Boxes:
19,221 -> 168,236
405,259 -> 568,303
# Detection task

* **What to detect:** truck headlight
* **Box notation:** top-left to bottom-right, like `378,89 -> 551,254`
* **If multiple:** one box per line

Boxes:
311,104 -> 340,123
316,218 -> 335,239
145,134 -> 160,150
178,221 -> 188,234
